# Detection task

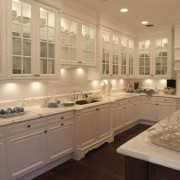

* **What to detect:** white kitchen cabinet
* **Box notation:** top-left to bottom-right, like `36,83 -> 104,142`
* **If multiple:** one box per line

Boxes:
120,37 -> 135,77
113,97 -> 141,132
61,16 -> 78,64
0,127 -> 6,180
101,28 -> 134,77
137,37 -> 171,78
142,96 -> 176,122
74,103 -> 112,160
112,101 -> 124,132
46,111 -> 74,163
138,39 -> 151,77
80,21 -> 96,66
7,0 -> 59,79
101,29 -> 121,77
6,117 -> 47,180
0,0 -> 6,79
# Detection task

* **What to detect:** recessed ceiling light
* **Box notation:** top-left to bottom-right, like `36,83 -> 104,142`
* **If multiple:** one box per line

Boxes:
142,21 -> 149,25
120,8 -> 128,13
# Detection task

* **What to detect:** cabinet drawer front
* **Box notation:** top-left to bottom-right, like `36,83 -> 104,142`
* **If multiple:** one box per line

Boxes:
142,96 -> 157,102
132,96 -> 141,103
7,118 -> 46,136
158,97 -> 177,103
114,100 -> 127,107
47,111 -> 74,125
0,127 -> 6,138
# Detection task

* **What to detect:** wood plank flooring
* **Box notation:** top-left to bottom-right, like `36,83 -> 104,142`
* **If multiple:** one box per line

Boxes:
33,124 -> 150,180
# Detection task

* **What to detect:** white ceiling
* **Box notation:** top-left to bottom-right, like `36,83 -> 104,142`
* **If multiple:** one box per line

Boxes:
66,0 -> 180,29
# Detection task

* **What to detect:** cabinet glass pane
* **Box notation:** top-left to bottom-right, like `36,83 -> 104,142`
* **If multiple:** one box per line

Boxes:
40,8 -> 47,26
13,56 -> 21,74
70,48 -> 76,61
13,37 -> 21,55
23,57 -> 31,74
138,40 -> 150,75
48,11 -> 55,27
40,59 -> 47,74
61,18 -> 77,62
155,38 -> 168,75
48,27 -> 55,42
48,43 -> 55,58
40,26 -> 47,41
23,39 -> 31,56
48,59 -> 54,74
81,24 -> 95,63
12,1 -> 32,74
40,42 -> 47,57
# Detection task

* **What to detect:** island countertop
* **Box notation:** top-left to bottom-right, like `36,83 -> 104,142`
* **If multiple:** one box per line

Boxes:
116,122 -> 180,171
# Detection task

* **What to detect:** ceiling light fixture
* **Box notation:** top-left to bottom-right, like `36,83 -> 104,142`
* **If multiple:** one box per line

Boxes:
142,21 -> 149,25
120,8 -> 128,13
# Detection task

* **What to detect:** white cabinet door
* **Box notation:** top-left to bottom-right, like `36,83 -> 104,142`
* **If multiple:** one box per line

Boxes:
7,127 -> 47,180
142,100 -> 157,121
124,104 -> 134,125
80,21 -> 96,66
47,121 -> 74,163
0,138 -> 6,180
134,101 -> 141,121
157,102 -> 174,120
7,0 -> 59,79
113,106 -> 124,132
96,106 -> 111,140
81,109 -> 96,148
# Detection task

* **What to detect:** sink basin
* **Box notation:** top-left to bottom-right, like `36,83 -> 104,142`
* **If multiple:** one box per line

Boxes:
75,99 -> 98,105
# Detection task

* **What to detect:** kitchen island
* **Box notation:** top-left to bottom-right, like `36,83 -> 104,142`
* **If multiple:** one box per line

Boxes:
117,122 -> 180,180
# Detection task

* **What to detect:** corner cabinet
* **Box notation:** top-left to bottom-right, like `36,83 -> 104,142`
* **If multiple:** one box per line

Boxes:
137,36 -> 171,78
101,27 -> 134,78
74,103 -> 112,160
7,0 -> 59,80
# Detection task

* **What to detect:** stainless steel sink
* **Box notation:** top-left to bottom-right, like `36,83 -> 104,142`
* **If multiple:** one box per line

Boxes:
75,99 -> 98,105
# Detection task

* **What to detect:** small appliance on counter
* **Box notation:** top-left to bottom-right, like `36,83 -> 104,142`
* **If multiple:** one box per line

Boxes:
164,79 -> 176,95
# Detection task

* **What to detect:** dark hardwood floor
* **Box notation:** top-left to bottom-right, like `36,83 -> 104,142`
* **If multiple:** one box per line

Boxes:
33,124 -> 150,180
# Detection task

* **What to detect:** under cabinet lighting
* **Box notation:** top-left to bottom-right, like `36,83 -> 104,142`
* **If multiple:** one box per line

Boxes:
120,8 -> 128,13
142,21 -> 149,25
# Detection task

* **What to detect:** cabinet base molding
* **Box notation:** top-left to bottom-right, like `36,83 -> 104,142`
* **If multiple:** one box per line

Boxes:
17,154 -> 73,180
73,135 -> 112,161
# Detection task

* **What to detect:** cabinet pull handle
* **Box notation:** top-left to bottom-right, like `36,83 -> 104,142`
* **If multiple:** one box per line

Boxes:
27,125 -> 31,128
61,123 -> 64,126
96,108 -> 100,111
78,61 -> 82,63
61,117 -> 64,119
44,130 -> 47,133
34,74 -> 40,77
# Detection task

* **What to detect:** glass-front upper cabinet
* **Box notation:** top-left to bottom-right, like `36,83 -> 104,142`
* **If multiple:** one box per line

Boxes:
112,34 -> 119,76
121,37 -> 127,76
154,38 -> 168,76
61,17 -> 78,63
102,30 -> 110,75
39,5 -> 58,75
7,0 -> 59,79
138,40 -> 151,76
11,0 -> 32,75
81,23 -> 96,65
0,0 -> 6,79
128,40 -> 134,76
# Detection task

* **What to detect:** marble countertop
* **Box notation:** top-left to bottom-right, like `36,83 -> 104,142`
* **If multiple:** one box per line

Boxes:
0,92 -> 180,127
116,123 -> 180,171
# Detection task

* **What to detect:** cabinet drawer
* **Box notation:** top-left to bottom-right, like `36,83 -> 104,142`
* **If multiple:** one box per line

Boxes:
0,126 -> 6,138
132,96 -> 142,103
113,99 -> 127,107
7,117 -> 46,136
47,111 -> 74,125
158,97 -> 177,103
142,96 -> 157,102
